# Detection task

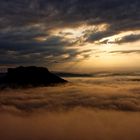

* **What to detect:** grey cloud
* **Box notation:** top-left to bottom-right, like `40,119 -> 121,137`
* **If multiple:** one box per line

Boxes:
0,0 -> 140,35
113,34 -> 140,44
86,30 -> 116,43
86,31 -> 140,45
0,0 -> 140,66
110,50 -> 140,54
99,34 -> 140,44
0,34 -> 82,66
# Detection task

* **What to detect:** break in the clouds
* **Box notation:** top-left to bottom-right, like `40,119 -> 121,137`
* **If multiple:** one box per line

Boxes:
0,0 -> 140,67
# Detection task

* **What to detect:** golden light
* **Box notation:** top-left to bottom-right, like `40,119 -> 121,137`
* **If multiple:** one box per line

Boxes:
34,36 -> 47,42
49,23 -> 109,40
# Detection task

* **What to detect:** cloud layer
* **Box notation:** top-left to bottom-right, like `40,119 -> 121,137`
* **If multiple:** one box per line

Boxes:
0,75 -> 140,140
0,75 -> 140,113
0,0 -> 140,66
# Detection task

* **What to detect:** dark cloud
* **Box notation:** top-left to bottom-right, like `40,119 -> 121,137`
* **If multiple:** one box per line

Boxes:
112,34 -> 140,44
0,0 -> 140,66
100,34 -> 140,44
86,30 -> 116,43
1,0 -> 139,27
0,39 -> 91,66
0,0 -> 139,29
0,35 -> 81,65
110,50 -> 140,54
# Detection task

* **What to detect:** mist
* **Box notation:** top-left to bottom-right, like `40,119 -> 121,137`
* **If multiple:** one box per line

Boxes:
0,74 -> 140,140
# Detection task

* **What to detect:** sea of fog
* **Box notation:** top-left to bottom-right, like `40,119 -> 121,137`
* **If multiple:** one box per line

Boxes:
0,72 -> 140,140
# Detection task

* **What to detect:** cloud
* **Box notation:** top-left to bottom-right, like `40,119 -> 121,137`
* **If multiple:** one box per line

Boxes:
116,34 -> 140,44
109,50 -> 140,54
0,76 -> 140,140
1,0 -> 139,29
85,30 -> 116,43
0,109 -> 140,140
0,76 -> 140,113
0,0 -> 140,66
0,35 -> 83,66
106,34 -> 140,44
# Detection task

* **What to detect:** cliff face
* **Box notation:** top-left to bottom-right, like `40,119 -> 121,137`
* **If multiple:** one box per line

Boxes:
0,66 -> 67,88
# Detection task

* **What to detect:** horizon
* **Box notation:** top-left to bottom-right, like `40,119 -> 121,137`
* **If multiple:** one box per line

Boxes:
0,66 -> 140,76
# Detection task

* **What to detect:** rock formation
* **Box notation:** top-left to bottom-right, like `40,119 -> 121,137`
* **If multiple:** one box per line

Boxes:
0,66 -> 67,88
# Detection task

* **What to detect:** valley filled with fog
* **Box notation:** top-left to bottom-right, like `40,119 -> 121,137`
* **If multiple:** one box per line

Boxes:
0,73 -> 140,140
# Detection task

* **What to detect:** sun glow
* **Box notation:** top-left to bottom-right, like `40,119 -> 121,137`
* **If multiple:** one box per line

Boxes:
34,36 -> 47,42
33,24 -> 140,72
49,23 -> 109,39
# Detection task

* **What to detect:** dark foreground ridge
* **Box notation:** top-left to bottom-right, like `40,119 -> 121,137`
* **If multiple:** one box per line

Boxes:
0,66 -> 67,88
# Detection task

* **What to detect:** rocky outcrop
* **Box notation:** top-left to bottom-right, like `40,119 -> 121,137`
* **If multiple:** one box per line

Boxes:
0,66 -> 67,88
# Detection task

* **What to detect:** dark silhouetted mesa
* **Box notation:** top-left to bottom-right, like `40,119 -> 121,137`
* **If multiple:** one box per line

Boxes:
0,66 -> 67,88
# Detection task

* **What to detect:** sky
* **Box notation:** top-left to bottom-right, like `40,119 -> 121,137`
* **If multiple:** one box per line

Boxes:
0,0 -> 140,72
